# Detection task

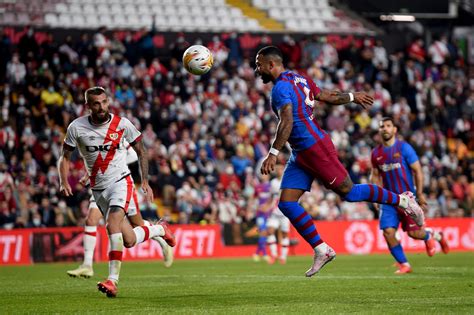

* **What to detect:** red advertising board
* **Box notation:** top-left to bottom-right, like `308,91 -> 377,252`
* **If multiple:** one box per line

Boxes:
0,229 -> 30,265
288,218 -> 474,255
0,218 -> 472,265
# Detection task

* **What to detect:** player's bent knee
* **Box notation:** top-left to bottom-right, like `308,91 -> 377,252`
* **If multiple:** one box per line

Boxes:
278,201 -> 297,217
407,230 -> 423,239
383,229 -> 396,239
123,240 -> 136,248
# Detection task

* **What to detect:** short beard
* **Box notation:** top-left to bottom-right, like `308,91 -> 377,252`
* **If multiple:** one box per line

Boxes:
260,73 -> 273,84
382,134 -> 393,142
92,112 -> 110,124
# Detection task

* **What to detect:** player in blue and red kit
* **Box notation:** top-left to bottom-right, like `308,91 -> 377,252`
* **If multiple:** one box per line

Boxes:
255,46 -> 425,277
371,117 -> 449,274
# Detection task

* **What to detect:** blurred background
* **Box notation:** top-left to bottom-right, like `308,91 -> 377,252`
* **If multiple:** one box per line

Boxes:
0,0 -> 472,247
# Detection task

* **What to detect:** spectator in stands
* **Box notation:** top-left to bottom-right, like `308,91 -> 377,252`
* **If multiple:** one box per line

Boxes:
6,53 -> 26,86
428,35 -> 450,66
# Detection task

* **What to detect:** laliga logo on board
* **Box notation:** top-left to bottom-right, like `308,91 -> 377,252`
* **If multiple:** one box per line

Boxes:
344,222 -> 374,254
461,222 -> 474,249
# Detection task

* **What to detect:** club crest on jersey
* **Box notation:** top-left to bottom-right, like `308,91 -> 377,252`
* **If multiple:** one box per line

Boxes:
109,133 -> 119,140
393,152 -> 401,159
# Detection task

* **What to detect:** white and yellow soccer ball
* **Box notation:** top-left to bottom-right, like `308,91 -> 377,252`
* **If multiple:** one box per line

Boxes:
182,45 -> 214,75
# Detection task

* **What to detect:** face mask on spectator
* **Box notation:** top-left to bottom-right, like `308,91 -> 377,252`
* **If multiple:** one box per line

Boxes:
42,62 -> 49,69
18,97 -> 25,106
53,57 -> 60,65
189,165 -> 198,173
206,164 -> 214,173
33,218 -> 41,226
48,87 -> 54,93
176,170 -> 184,177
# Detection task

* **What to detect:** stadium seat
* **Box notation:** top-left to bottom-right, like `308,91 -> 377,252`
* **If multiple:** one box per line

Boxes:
177,5 -> 189,16
110,4 -> 122,14
248,19 -> 261,30
72,15 -> 86,28
83,4 -> 95,14
189,5 -> 202,17
58,14 -> 73,27
163,5 -> 177,16
97,4 -> 109,14
44,13 -> 59,27
124,4 -> 137,14
113,14 -> 127,28
68,4 -> 82,14
150,4 -> 163,14
55,3 -> 68,13
137,4 -> 151,15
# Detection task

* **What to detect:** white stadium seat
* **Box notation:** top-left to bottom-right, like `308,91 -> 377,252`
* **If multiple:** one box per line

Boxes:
58,14 -> 72,27
55,3 -> 68,13
44,13 -> 59,26
83,4 -> 95,14
68,4 -> 82,14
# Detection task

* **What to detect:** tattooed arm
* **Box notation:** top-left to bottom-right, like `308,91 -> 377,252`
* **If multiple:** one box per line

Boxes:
131,139 -> 154,203
272,103 -> 293,151
261,103 -> 293,175
315,90 -> 374,110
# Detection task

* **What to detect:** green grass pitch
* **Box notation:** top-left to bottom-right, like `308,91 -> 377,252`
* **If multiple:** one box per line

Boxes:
0,252 -> 473,314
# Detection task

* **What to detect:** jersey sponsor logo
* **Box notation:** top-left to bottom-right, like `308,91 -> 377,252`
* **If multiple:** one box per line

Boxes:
85,143 -> 122,152
329,177 -> 337,185
90,115 -> 124,187
381,162 -> 401,172
376,156 -> 383,161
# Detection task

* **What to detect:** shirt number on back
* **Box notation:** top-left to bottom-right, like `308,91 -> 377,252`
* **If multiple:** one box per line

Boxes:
303,86 -> 315,108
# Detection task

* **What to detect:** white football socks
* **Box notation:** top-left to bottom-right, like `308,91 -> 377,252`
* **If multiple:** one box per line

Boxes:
280,237 -> 290,260
108,233 -> 124,283
133,223 -> 165,245
83,226 -> 97,267
314,242 -> 329,254
267,234 -> 278,258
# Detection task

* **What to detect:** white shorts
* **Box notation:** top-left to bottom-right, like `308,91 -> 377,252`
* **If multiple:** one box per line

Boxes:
267,213 -> 290,233
91,175 -> 138,218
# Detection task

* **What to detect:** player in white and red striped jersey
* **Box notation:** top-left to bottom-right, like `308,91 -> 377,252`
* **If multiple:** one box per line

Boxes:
66,144 -> 174,280
58,86 -> 175,298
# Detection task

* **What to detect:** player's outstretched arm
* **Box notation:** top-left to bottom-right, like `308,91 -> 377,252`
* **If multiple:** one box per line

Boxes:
315,90 -> 373,109
131,139 -> 154,203
58,145 -> 74,197
261,103 -> 293,175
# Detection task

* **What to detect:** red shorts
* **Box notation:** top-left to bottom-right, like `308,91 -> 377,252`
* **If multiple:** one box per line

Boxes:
396,207 -> 421,232
295,135 -> 349,189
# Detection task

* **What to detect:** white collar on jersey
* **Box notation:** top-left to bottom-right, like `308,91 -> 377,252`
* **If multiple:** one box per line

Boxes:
88,113 -> 112,126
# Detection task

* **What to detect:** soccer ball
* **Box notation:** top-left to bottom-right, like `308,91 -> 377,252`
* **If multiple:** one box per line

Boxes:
182,45 -> 214,75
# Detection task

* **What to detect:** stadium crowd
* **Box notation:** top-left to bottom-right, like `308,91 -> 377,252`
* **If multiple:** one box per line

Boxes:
0,26 -> 472,230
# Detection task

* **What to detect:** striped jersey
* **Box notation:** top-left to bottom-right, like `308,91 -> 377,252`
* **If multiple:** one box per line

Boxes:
371,139 -> 418,194
271,71 -> 327,151
64,114 -> 142,190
